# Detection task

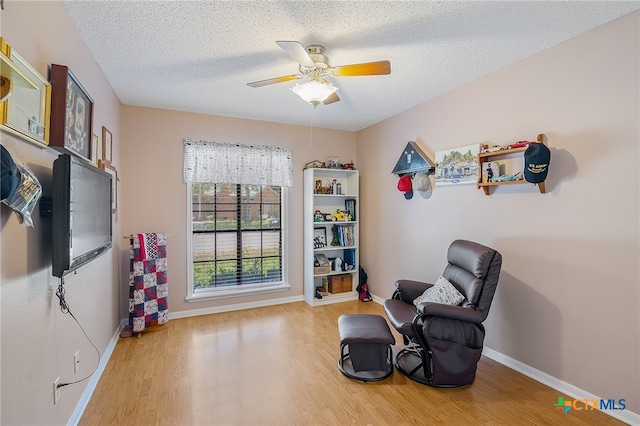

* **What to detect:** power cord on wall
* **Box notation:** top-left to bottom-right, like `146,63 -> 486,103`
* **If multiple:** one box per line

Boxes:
55,277 -> 101,389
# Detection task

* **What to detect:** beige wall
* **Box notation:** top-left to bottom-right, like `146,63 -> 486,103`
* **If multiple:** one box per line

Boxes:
1,1 -> 638,424
357,11 -> 639,414
1,1 -> 122,425
119,106 -> 356,317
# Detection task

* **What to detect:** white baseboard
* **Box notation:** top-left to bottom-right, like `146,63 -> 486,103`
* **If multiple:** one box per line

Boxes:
68,319 -> 127,426
372,296 -> 638,425
371,294 -> 385,305
482,346 -> 639,425
170,294 -> 304,319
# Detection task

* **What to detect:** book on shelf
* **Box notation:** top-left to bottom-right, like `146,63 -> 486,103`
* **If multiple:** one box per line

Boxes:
344,249 -> 356,270
332,224 -> 355,247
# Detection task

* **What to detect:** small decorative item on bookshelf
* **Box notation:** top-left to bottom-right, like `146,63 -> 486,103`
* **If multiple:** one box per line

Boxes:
345,199 -> 356,221
313,227 -> 326,248
305,160 -> 325,169
334,257 -> 343,272
342,161 -> 355,170
314,179 -> 333,194
332,209 -> 346,221
314,253 -> 330,275
327,156 -> 341,168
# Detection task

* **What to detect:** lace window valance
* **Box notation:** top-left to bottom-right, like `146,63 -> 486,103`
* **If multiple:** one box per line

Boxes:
183,139 -> 293,187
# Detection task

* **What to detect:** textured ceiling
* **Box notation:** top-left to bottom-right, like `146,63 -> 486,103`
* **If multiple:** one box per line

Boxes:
62,1 -> 639,132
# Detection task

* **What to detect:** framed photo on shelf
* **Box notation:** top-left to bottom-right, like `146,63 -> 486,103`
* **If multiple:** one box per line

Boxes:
481,161 -> 504,183
344,199 -> 356,221
313,253 -> 330,275
314,253 -> 330,267
98,159 -> 117,213
313,227 -> 327,248
49,64 -> 93,160
91,133 -> 100,166
0,38 -> 52,147
102,126 -> 112,163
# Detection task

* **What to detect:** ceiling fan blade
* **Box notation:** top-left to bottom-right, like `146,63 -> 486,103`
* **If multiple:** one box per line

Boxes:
247,74 -> 301,88
323,92 -> 340,105
332,60 -> 391,77
275,41 -> 315,67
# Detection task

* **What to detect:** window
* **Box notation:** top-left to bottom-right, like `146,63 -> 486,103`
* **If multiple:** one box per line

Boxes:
187,182 -> 288,301
183,139 -> 292,301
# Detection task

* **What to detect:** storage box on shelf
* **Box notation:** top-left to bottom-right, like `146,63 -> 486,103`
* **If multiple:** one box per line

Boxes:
304,167 -> 359,306
329,274 -> 353,294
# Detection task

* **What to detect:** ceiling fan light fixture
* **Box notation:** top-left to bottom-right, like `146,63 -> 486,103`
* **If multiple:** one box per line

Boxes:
291,79 -> 338,107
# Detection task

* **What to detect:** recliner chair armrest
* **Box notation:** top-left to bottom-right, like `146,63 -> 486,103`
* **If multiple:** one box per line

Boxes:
417,302 -> 484,323
395,279 -> 433,304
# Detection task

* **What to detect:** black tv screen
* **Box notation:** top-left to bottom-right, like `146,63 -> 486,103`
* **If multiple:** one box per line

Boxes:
52,154 -> 112,278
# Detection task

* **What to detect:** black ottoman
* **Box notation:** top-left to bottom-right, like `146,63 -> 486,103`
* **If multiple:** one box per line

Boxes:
338,314 -> 395,382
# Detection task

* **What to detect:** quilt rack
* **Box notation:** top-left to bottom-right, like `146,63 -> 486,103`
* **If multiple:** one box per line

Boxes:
125,233 -> 169,337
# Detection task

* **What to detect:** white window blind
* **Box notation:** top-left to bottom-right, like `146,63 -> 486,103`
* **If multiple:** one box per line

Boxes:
183,139 -> 293,187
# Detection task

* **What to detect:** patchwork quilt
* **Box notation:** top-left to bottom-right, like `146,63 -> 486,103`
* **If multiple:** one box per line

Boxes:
129,233 -> 169,333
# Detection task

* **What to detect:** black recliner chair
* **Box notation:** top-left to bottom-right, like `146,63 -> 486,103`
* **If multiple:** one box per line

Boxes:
383,240 -> 502,387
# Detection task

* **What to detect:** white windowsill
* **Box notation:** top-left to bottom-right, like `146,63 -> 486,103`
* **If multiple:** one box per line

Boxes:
185,282 -> 291,302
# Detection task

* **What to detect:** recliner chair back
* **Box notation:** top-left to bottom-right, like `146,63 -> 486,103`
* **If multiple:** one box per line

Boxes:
442,240 -> 502,321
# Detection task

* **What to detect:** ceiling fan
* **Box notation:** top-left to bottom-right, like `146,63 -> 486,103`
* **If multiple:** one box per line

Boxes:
247,41 -> 391,106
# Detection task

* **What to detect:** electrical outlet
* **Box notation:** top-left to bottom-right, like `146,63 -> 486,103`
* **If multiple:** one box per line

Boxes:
53,377 -> 60,404
74,351 -> 80,374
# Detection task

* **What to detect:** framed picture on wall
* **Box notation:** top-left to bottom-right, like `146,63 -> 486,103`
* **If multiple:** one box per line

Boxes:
102,126 -> 112,163
49,64 -> 93,160
98,159 -> 117,213
91,133 -> 100,166
434,143 -> 480,186
0,38 -> 52,147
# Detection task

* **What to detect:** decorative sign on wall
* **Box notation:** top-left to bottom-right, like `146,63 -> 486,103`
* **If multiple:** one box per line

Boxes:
391,141 -> 435,176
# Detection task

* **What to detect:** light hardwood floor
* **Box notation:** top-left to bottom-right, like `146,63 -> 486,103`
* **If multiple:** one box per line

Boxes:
80,300 -> 622,425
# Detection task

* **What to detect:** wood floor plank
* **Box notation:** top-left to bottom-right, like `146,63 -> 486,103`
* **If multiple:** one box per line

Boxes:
80,301 -> 623,425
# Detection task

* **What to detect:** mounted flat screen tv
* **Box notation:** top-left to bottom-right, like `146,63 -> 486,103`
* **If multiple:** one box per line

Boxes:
52,153 -> 112,278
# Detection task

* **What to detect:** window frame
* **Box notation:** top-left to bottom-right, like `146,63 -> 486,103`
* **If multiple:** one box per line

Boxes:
185,183 -> 289,302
